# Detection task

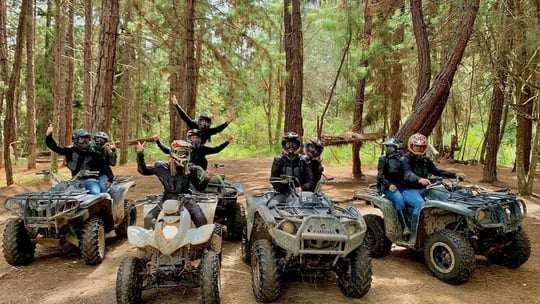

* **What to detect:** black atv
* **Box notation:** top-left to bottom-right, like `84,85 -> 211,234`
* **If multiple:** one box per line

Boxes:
2,169 -> 136,266
354,176 -> 530,285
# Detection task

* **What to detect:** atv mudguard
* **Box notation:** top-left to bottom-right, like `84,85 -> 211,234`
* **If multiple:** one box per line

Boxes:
353,192 -> 405,241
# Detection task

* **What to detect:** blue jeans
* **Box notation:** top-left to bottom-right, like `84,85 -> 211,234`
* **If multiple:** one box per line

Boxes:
83,175 -> 110,194
384,188 -> 405,211
400,188 -> 425,215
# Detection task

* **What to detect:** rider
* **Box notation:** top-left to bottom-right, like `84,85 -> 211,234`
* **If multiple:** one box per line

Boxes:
136,139 -> 214,229
376,138 -> 409,236
169,95 -> 236,144
90,131 -> 117,193
399,133 -> 464,243
302,138 -> 324,191
153,129 -> 232,170
268,132 -> 314,208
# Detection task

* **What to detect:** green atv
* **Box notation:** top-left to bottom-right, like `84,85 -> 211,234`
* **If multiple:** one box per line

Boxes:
354,176 -> 530,285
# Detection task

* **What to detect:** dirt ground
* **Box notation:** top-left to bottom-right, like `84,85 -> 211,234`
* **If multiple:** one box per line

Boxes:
0,157 -> 539,304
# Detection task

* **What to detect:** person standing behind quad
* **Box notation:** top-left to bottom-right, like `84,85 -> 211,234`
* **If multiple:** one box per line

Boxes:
90,131 -> 117,193
376,138 -> 409,236
135,139 -> 214,229
169,95 -> 236,144
302,138 -> 324,191
153,129 -> 232,170
45,125 -> 102,194
268,132 -> 314,208
399,133 -> 464,243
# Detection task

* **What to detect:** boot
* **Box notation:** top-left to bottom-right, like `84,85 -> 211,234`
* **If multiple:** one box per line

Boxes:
397,210 -> 410,237
408,214 -> 419,244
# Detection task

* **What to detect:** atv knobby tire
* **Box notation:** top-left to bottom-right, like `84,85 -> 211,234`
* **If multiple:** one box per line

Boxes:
241,225 -> 251,264
488,228 -> 531,269
2,218 -> 35,266
115,200 -> 137,238
424,229 -> 476,285
362,214 -> 392,257
250,239 -> 281,303
200,249 -> 221,304
80,217 -> 106,265
336,246 -> 372,298
116,256 -> 144,304
227,203 -> 246,242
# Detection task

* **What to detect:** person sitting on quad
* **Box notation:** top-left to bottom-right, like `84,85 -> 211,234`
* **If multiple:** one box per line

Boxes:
46,125 -> 106,194
169,95 -> 236,144
90,131 -> 117,193
399,133 -> 464,243
302,138 -> 324,191
268,132 -> 314,208
153,129 -> 232,170
376,138 -> 409,236
136,139 -> 214,229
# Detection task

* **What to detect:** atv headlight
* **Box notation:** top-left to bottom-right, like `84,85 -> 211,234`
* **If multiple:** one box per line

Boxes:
161,223 -> 179,240
475,209 -> 487,222
346,224 -> 357,235
281,221 -> 296,234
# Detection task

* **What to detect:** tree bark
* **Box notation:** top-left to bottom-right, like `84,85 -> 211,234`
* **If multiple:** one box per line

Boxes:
410,0 -> 430,109
83,0 -> 94,130
25,0 -> 36,169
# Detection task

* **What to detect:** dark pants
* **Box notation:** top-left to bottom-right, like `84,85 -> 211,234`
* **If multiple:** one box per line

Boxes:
144,198 -> 207,229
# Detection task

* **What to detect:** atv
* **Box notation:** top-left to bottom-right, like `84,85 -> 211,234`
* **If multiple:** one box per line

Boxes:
203,164 -> 246,241
3,169 -> 136,266
354,176 -> 531,285
242,175 -> 372,303
116,193 -> 222,304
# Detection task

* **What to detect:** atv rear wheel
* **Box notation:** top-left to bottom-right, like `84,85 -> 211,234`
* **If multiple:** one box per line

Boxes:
424,229 -> 476,285
2,218 -> 35,266
362,214 -> 392,257
200,249 -> 221,304
116,256 -> 144,304
241,225 -> 250,264
336,246 -> 372,298
227,203 -> 246,241
80,217 -> 106,265
251,239 -> 281,303
488,228 -> 531,269
115,200 -> 137,238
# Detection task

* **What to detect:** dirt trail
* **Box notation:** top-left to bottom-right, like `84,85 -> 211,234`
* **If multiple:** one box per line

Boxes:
0,158 -> 539,304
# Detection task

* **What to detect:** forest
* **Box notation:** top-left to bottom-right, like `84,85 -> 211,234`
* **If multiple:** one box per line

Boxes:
0,0 -> 539,194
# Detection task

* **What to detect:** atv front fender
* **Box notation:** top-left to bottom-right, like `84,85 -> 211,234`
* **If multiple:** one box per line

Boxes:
353,192 -> 405,241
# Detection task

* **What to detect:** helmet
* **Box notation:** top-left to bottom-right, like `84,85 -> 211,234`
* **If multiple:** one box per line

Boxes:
72,129 -> 91,151
93,131 -> 109,150
186,129 -> 202,148
407,133 -> 427,156
304,138 -> 324,158
170,140 -> 192,167
383,138 -> 404,150
281,132 -> 302,159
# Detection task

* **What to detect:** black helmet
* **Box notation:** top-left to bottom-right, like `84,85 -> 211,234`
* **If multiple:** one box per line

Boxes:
383,138 -> 404,150
305,138 -> 324,158
281,132 -> 301,159
186,129 -> 202,148
72,129 -> 91,151
198,113 -> 212,123
93,131 -> 109,150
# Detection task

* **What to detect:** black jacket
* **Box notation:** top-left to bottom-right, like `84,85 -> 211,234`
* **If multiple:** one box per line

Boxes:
376,151 -> 402,192
174,104 -> 229,144
399,151 -> 456,189
156,140 -> 230,170
270,155 -> 314,194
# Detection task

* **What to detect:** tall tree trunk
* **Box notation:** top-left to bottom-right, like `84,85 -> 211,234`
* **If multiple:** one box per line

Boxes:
65,3 -> 74,143
25,0 -> 36,169
83,0 -> 94,130
389,5 -> 404,137
3,0 -> 29,185
91,0 -> 120,133
396,0 -> 480,141
169,0 -> 186,142
284,0 -> 304,136
119,8 -> 133,165
51,0 -> 66,173
410,0 -> 430,108
0,0 -> 10,168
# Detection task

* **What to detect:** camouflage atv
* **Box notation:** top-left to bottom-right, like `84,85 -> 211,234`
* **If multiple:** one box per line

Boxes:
3,170 -> 136,266
354,176 -> 531,285
242,176 -> 372,303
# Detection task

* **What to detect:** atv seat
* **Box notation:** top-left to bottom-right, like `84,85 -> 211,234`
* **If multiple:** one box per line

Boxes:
79,193 -> 111,208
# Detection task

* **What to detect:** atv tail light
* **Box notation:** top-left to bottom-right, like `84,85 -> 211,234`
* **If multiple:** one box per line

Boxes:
162,223 -> 179,240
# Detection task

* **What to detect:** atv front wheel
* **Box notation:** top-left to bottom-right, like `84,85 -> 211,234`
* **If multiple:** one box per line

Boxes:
2,218 -> 35,266
115,200 -> 137,238
251,239 -> 281,303
362,214 -> 392,257
336,246 -> 372,298
200,249 -> 221,304
424,230 -> 476,285
488,228 -> 531,269
80,218 -> 106,265
116,256 -> 144,304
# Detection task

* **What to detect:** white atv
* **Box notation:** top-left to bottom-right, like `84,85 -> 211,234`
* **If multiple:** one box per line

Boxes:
115,193 -> 222,304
